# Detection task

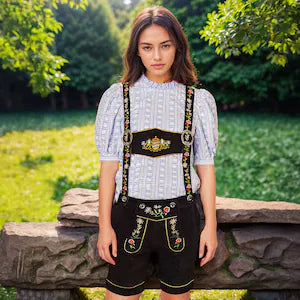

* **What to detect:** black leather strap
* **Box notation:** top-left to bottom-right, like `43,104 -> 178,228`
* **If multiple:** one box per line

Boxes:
182,85 -> 195,202
120,82 -> 131,204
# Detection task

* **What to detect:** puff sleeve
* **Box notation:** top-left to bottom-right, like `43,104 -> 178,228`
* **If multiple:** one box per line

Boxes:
193,88 -> 218,165
94,83 -> 123,162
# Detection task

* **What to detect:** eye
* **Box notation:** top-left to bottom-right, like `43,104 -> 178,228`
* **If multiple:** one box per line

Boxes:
162,44 -> 171,48
143,46 -> 151,50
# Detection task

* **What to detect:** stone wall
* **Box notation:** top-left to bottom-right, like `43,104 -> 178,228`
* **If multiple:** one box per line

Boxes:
0,188 -> 300,300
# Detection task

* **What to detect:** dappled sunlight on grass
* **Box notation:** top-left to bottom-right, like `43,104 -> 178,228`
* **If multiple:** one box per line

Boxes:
79,287 -> 251,299
0,122 -> 100,226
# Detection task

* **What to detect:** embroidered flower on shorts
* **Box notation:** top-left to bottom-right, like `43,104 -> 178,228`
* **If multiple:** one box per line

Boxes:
175,238 -> 182,244
142,203 -> 173,218
163,206 -> 170,214
144,207 -> 152,213
169,218 -> 180,238
169,218 -> 177,225
128,217 -> 146,248
137,218 -> 144,224
174,237 -> 182,249
132,229 -> 140,237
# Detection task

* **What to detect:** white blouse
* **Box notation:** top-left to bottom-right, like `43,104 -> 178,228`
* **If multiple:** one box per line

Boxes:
94,73 -> 218,203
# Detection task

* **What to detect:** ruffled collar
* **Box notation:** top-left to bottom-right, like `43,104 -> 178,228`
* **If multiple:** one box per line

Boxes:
134,73 -> 178,89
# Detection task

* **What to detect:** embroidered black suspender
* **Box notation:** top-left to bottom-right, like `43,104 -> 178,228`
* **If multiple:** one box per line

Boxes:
120,82 -> 195,204
182,85 -> 195,201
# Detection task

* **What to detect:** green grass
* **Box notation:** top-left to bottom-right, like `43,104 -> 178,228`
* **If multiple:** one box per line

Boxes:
216,112 -> 300,202
78,287 -> 251,299
0,109 -> 299,299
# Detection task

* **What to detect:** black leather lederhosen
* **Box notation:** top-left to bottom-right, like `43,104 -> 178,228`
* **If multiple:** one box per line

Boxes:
105,82 -> 205,296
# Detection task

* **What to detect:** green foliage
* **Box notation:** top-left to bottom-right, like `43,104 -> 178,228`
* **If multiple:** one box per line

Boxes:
129,0 -> 299,106
0,285 -> 16,300
0,0 -> 88,97
118,0 -> 164,55
216,112 -> 300,202
109,0 -> 141,29
200,0 -> 300,66
54,0 -> 122,92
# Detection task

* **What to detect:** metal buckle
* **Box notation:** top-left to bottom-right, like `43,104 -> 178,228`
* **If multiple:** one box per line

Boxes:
181,129 -> 194,147
187,194 -> 193,201
121,195 -> 128,203
123,129 -> 133,146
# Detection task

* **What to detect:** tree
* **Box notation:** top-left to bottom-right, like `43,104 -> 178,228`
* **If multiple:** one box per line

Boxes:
54,0 -> 122,109
0,0 -> 88,97
129,0 -> 299,110
200,0 -> 300,67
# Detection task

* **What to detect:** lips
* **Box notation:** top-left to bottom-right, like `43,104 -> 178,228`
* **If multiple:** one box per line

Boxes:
152,64 -> 165,69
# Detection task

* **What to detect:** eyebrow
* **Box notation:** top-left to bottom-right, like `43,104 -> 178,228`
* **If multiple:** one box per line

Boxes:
139,40 -> 172,45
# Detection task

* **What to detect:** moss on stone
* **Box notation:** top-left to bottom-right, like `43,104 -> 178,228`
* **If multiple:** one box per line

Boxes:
218,266 -> 236,279
80,246 -> 88,254
261,264 -> 282,271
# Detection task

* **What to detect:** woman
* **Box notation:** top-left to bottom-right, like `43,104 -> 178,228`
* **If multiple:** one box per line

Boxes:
94,5 -> 218,300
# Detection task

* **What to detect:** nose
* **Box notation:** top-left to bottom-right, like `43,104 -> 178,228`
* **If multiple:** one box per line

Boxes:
153,47 -> 162,61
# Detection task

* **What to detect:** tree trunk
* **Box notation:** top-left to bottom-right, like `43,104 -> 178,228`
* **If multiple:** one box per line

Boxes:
50,94 -> 57,111
62,87 -> 68,110
81,91 -> 89,110
3,84 -> 13,110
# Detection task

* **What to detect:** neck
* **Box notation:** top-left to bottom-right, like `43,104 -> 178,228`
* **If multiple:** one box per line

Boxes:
144,72 -> 172,84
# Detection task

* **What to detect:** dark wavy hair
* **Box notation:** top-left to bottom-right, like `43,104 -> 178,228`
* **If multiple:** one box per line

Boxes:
120,6 -> 199,86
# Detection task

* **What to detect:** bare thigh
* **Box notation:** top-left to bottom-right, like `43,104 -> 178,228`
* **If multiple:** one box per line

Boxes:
105,288 -> 143,300
160,289 -> 190,300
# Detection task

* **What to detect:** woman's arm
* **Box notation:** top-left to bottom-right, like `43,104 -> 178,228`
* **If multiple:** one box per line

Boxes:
98,161 -> 119,229
97,160 -> 119,265
195,164 -> 218,266
196,164 -> 217,229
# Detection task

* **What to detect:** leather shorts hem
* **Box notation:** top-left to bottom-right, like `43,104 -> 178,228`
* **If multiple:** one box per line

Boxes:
159,278 -> 195,294
105,278 -> 145,296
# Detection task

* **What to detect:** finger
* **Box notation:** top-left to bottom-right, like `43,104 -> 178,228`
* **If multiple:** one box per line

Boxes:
200,246 -> 213,266
199,240 -> 205,259
103,245 -> 116,265
99,247 -> 104,259
98,248 -> 104,261
200,257 -> 208,267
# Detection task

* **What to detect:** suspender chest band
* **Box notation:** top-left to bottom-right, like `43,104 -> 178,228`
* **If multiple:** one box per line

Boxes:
120,82 -> 195,204
130,128 -> 183,157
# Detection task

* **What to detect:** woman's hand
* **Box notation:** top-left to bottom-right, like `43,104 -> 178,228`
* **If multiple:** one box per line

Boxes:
198,225 -> 218,267
97,224 -> 118,265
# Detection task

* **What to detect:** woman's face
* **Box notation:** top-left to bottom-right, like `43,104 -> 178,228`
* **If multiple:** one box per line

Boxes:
137,24 -> 176,82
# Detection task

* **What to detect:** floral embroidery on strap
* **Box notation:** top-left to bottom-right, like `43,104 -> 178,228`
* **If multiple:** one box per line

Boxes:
120,82 -> 132,203
182,85 -> 195,202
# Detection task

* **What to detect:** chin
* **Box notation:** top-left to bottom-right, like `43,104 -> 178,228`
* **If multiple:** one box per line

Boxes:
150,68 -> 170,75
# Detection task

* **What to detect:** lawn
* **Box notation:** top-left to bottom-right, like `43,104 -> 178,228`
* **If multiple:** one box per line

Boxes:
0,109 -> 299,299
